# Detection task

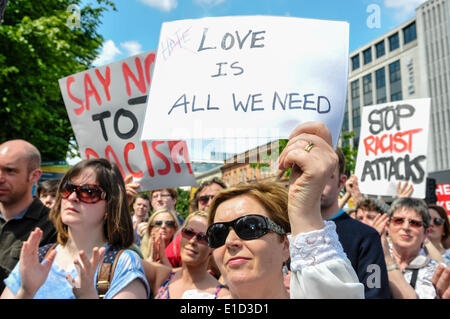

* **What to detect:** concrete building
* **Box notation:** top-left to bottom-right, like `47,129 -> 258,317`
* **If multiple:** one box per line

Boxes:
341,0 -> 450,174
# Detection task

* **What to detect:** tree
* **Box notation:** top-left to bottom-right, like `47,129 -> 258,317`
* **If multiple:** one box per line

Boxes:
176,188 -> 191,219
0,0 -> 115,161
340,131 -> 358,175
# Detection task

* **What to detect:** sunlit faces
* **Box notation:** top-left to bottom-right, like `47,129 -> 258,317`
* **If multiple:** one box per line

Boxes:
133,197 -> 150,219
60,167 -> 107,228
0,146 -> 38,206
389,207 -> 426,253
212,195 -> 289,291
150,212 -> 177,243
427,208 -> 445,242
356,209 -> 380,226
180,216 -> 211,266
198,183 -> 224,211
151,189 -> 176,212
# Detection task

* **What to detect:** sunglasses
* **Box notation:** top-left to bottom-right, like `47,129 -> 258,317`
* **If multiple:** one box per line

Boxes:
152,220 -> 176,227
390,216 -> 423,228
432,218 -> 445,226
61,182 -> 106,204
181,227 -> 208,245
207,214 -> 286,249
199,195 -> 215,205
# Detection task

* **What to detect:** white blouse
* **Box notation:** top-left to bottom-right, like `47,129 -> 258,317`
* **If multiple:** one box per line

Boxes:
289,220 -> 365,299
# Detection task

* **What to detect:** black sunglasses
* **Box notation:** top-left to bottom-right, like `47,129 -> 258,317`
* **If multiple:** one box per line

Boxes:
199,195 -> 215,205
61,182 -> 106,204
207,214 -> 286,249
181,227 -> 208,245
152,220 -> 176,227
432,217 -> 445,226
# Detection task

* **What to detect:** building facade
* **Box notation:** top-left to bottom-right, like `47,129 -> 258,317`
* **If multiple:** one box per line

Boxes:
341,0 -> 450,173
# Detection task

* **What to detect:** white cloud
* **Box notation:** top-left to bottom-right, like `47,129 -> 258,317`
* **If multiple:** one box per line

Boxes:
139,0 -> 177,12
92,40 -> 122,66
384,0 -> 427,21
120,41 -> 143,57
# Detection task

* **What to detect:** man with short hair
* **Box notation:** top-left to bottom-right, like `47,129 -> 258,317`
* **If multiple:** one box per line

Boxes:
191,177 -> 227,212
0,140 -> 56,293
132,193 -> 150,246
320,148 -> 391,299
355,198 -> 385,226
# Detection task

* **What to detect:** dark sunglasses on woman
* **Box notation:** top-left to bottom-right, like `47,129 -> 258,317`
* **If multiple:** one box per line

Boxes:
153,220 -> 176,227
390,216 -> 423,228
207,214 -> 286,249
181,227 -> 208,245
61,182 -> 106,204
432,217 -> 445,226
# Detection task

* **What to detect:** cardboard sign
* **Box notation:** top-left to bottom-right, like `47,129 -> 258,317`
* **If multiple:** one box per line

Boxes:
141,16 -> 350,147
58,51 -> 197,191
354,98 -> 431,198
436,183 -> 450,214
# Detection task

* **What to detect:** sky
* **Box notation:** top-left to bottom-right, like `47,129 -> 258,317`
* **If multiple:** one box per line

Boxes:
92,0 -> 427,66
68,0 -> 428,163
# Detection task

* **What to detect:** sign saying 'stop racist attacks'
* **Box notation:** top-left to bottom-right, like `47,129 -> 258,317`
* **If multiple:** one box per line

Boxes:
141,16 -> 350,148
354,98 -> 431,198
58,51 -> 197,191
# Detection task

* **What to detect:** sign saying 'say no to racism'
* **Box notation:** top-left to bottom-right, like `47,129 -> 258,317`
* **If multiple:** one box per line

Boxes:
141,16 -> 350,148
58,51 -> 197,191
355,98 -> 431,198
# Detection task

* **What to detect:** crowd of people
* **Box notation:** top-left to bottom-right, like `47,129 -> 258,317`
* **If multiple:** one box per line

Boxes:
0,121 -> 449,299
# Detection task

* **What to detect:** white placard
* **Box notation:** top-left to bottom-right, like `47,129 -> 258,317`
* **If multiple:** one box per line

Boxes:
141,16 -> 350,148
354,98 -> 431,198
58,51 -> 197,191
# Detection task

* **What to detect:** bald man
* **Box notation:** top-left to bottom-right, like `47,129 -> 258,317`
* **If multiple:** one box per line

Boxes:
0,140 -> 56,293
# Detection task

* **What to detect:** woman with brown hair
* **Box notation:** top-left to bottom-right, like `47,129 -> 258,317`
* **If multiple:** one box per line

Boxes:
1,158 -> 149,299
426,204 -> 450,264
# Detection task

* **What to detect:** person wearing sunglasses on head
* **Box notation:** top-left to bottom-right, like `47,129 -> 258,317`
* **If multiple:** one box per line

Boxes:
1,158 -> 149,299
379,197 -> 440,299
425,204 -> 450,265
140,209 -> 180,267
146,211 -> 230,299
206,121 -> 364,299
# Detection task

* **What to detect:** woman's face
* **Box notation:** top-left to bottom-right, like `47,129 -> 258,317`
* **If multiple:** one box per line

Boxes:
180,216 -> 211,266
60,167 -> 106,229
389,207 -> 426,255
427,208 -> 444,242
150,212 -> 176,244
212,195 -> 289,294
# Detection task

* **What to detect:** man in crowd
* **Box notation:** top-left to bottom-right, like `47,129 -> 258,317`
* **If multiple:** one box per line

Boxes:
132,193 -> 151,246
320,148 -> 391,298
0,140 -> 56,293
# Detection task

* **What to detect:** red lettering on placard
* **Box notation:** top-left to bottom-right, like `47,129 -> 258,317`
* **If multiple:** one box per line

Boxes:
122,57 -> 147,96
363,128 -> 423,156
85,148 -> 100,159
141,141 -> 155,177
144,53 -> 155,86
152,141 -> 171,175
67,76 -> 85,115
124,142 -> 143,178
84,73 -> 102,111
95,67 -> 111,102
105,145 -> 125,178
168,141 -> 193,174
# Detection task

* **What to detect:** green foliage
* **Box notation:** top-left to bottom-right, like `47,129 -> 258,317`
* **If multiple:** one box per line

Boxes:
0,0 -> 115,161
176,188 -> 191,219
340,131 -> 358,175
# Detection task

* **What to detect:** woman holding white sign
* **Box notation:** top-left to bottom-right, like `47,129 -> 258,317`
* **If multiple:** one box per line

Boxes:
206,121 -> 364,298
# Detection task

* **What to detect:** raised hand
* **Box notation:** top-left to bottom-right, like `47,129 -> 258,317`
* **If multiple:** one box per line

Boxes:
17,228 -> 57,298
66,246 -> 106,299
397,181 -> 414,198
369,213 -> 389,236
432,264 -> 450,299
278,121 -> 337,234
124,174 -> 140,206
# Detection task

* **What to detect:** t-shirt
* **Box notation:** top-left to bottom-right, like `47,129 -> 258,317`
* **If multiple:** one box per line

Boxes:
4,244 -> 149,299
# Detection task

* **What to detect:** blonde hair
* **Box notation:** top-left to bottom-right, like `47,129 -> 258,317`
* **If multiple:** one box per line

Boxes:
141,208 -> 180,259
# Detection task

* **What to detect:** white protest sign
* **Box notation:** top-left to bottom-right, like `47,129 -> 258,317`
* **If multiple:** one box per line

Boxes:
58,51 -> 197,191
141,16 -> 349,147
354,98 -> 431,198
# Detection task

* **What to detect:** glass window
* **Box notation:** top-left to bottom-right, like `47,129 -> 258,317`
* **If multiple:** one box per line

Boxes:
375,67 -> 387,103
363,74 -> 373,106
389,60 -> 402,101
403,22 -> 417,44
351,54 -> 360,70
389,33 -> 399,51
363,48 -> 372,64
375,40 -> 385,58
